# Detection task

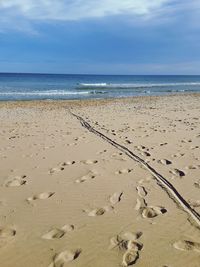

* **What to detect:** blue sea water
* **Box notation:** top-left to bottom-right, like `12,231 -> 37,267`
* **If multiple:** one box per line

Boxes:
0,73 -> 200,101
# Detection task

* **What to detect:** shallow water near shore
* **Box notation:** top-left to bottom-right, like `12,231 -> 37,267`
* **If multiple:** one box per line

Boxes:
1,73 -> 200,100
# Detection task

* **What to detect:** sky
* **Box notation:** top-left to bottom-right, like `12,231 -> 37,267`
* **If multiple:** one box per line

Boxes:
0,0 -> 200,74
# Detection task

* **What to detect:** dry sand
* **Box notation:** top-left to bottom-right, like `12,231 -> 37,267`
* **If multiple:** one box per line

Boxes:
0,93 -> 200,267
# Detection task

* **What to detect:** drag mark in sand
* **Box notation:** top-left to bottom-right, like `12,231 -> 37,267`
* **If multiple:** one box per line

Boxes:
69,111 -> 200,228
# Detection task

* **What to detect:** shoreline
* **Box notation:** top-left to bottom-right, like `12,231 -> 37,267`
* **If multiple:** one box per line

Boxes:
0,92 -> 200,109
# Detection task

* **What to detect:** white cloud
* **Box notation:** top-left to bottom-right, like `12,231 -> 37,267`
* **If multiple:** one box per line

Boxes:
0,0 -> 199,33
0,0 -> 169,21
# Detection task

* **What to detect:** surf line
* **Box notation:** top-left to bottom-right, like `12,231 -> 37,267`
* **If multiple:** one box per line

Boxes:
70,110 -> 200,228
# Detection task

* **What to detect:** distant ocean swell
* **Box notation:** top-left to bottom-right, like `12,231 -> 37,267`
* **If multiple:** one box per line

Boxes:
0,74 -> 200,100
77,82 -> 200,89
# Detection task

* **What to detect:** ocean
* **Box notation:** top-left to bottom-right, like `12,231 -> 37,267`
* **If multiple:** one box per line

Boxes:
0,73 -> 200,101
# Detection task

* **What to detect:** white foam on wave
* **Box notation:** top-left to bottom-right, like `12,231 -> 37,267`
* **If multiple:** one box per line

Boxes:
0,90 -> 91,96
79,83 -> 108,87
78,82 -> 200,88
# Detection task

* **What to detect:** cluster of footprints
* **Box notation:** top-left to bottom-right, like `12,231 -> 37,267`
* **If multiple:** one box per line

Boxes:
135,181 -> 200,260
41,219 -> 80,266
110,231 -> 143,266
47,176 -> 122,266
49,159 -> 98,174
3,163 -> 200,266
135,184 -> 167,219
43,224 -> 82,267
1,159 -> 97,266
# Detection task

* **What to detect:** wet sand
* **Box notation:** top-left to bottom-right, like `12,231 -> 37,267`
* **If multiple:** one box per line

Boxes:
0,93 -> 200,267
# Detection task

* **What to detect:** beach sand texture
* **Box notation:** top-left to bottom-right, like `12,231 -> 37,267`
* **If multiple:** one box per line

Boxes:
0,94 -> 200,267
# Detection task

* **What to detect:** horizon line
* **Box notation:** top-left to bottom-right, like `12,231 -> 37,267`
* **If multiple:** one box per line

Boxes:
0,72 -> 200,76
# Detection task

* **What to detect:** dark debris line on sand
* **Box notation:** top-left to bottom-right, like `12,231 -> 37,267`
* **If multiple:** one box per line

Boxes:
69,110 -> 200,229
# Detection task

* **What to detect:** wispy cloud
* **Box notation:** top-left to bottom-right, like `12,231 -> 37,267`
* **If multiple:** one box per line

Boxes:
0,0 -> 199,33
0,0 -> 170,21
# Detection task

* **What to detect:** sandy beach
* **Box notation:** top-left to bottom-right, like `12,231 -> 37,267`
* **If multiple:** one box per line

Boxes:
0,93 -> 200,267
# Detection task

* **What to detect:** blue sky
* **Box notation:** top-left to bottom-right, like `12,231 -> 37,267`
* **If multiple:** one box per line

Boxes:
0,0 -> 200,74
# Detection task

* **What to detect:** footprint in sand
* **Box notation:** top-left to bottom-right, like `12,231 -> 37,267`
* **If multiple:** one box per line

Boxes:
4,175 -> 27,187
171,153 -> 184,158
121,231 -> 143,242
75,171 -> 97,183
190,145 -> 199,150
185,165 -> 200,170
160,142 -> 168,146
49,166 -> 64,174
141,151 -> 151,157
109,192 -> 123,205
136,186 -> 147,198
135,198 -> 167,218
111,152 -> 127,161
142,206 -> 167,219
135,145 -> 146,150
66,142 -> 77,147
110,231 -> 143,267
115,169 -> 132,175
188,199 -> 200,208
181,139 -> 192,143
0,226 -> 16,247
48,249 -> 81,267
110,232 -> 143,250
157,159 -> 172,165
0,227 -> 16,238
112,152 -> 123,156
27,192 -> 55,202
135,198 -> 147,211
138,176 -> 152,185
81,160 -> 98,165
173,240 -> 200,252
97,149 -> 107,155
84,206 -> 113,217
194,180 -> 200,189
61,161 -> 76,166
49,161 -> 75,174
170,168 -> 185,178
122,250 -> 139,266
42,224 -> 74,240
74,136 -> 84,141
